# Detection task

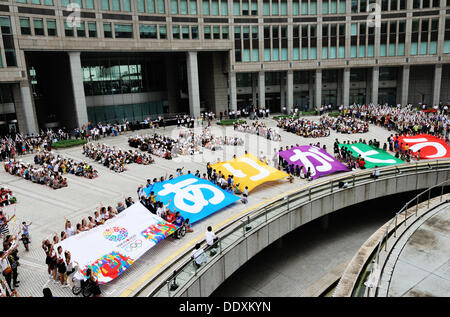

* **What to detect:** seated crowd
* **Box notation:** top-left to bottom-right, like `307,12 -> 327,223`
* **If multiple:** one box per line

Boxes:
277,117 -> 331,138
4,160 -> 68,189
0,187 -> 16,207
319,115 -> 369,134
128,134 -> 178,159
179,127 -> 244,151
233,121 -> 282,141
34,151 -> 98,179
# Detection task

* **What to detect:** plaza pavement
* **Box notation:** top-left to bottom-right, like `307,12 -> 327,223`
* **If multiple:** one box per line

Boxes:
0,116 -> 393,297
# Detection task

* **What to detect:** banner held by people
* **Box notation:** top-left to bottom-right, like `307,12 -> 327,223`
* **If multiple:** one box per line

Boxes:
279,146 -> 349,179
398,134 -> 450,159
56,202 -> 177,284
338,143 -> 404,169
211,153 -> 289,192
145,174 -> 240,224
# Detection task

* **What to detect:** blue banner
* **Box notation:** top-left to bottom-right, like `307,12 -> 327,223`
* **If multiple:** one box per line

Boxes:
144,175 -> 240,224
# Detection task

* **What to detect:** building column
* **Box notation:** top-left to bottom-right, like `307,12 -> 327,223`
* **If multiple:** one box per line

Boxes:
12,81 -> 39,135
315,69 -> 322,110
251,73 -> 257,107
432,64 -> 442,107
400,65 -> 410,106
286,70 -> 294,114
258,71 -> 265,109
229,71 -> 237,111
371,66 -> 379,105
343,68 -> 350,106
68,52 -> 88,128
186,51 -> 201,118
280,74 -> 286,110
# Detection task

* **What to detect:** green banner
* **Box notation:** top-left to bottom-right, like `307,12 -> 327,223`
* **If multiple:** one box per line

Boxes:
338,143 -> 404,169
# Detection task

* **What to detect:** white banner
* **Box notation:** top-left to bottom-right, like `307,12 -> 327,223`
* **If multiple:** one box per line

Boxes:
56,202 -> 177,284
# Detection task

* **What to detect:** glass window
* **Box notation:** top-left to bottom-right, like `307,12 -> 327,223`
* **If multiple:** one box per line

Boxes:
191,26 -> 198,38
338,46 -> 345,58
272,2 -> 278,15
310,1 -> 317,14
221,0 -> 228,15
204,25 -> 211,39
301,1 -> 308,14
122,0 -> 131,11
140,24 -> 157,38
61,0 -> 69,6
350,45 -> 357,57
101,0 -> 109,10
65,20 -> 74,36
19,18 -> 31,35
397,43 -> 404,56
112,0 -> 120,11
114,23 -> 133,38
222,25 -> 228,38
47,19 -> 57,36
148,0 -> 156,12
159,25 -> 167,38
280,2 -> 287,15
190,0 -> 197,14
157,0 -> 165,13
171,0 -> 178,13
252,48 -> 259,61
293,2 -> 299,15
172,25 -> 180,38
202,0 -> 210,14
272,48 -> 279,60
264,48 -> 270,61
85,0 -> 94,9
77,21 -> 86,37
211,0 -> 219,15
72,0 -> 82,7
323,1 -> 329,14
88,22 -> 97,37
137,0 -> 145,12
31,0 -> 40,4
182,26 -> 189,39
33,18 -> 44,35
419,42 -> 427,55
339,0 -> 346,13
322,47 -> 328,59
43,0 -> 54,5
359,44 -> 366,57
103,22 -> 112,37
301,47 -> 308,59
180,0 -> 188,14
410,42 -> 418,55
16,0 -> 27,3
293,47 -> 299,60
243,49 -> 251,62
281,48 -> 288,60
213,25 -> 220,39
234,0 -> 240,15
263,2 -> 270,15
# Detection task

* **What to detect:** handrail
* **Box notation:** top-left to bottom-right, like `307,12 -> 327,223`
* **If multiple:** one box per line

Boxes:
365,178 -> 450,297
144,158 -> 450,297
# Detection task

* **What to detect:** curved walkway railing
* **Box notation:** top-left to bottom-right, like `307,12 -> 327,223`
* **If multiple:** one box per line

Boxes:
142,159 -> 450,297
364,178 -> 450,297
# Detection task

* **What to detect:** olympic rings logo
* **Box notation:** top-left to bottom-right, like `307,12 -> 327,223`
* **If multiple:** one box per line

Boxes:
103,227 -> 128,242
124,240 -> 143,252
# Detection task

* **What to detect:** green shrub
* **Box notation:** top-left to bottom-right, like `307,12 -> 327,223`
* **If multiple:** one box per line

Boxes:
51,139 -> 88,149
328,111 -> 341,117
218,119 -> 247,126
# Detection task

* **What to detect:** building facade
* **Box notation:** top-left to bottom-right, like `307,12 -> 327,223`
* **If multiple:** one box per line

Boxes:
0,0 -> 450,134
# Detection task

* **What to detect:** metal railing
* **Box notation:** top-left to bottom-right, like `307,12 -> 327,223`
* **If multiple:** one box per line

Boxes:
365,178 -> 450,297
144,159 -> 450,297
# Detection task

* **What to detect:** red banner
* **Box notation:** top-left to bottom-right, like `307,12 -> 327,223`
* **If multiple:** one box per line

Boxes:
398,134 -> 450,159
422,109 -> 438,113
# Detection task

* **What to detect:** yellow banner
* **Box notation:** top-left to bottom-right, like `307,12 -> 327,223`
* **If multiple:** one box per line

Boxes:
211,153 -> 289,192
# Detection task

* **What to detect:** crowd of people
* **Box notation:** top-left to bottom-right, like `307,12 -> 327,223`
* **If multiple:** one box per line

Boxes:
4,160 -> 68,189
33,151 -> 98,179
233,121 -> 282,141
0,187 -> 16,207
82,143 -> 154,173
320,115 -> 369,134
338,104 -> 449,139
128,134 -> 178,159
179,127 -> 244,151
277,117 -> 331,138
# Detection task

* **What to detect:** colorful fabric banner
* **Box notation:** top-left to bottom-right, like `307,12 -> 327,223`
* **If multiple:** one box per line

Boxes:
279,146 -> 348,179
56,202 -> 177,284
338,143 -> 404,169
144,174 -> 240,224
398,134 -> 450,159
211,153 -> 289,192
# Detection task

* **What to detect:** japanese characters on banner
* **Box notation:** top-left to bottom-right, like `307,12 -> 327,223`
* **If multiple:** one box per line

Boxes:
211,153 -> 289,192
145,175 -> 240,224
279,146 -> 349,179
338,143 -> 404,169
398,134 -> 450,159
56,202 -> 177,284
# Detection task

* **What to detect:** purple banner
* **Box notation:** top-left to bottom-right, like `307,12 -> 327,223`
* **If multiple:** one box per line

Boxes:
279,146 -> 349,179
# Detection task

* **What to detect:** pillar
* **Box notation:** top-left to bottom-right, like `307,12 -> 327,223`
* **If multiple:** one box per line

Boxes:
371,66 -> 379,105
286,70 -> 294,114
68,52 -> 88,128
315,69 -> 322,110
432,64 -> 442,107
258,71 -> 265,109
343,68 -> 350,106
320,214 -> 329,232
229,71 -> 237,111
251,73 -> 257,107
280,74 -> 286,110
400,65 -> 410,106
165,55 -> 179,113
13,81 -> 39,134
186,51 -> 201,118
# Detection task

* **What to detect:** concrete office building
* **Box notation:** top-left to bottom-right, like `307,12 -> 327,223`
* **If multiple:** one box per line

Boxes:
0,0 -> 450,135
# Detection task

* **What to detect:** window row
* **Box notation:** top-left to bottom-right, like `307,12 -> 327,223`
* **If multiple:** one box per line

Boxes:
204,25 -> 228,39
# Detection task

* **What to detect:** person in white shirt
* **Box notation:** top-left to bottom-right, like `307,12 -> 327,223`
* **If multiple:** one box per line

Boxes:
205,226 -> 217,247
191,243 -> 206,268
64,220 -> 76,237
